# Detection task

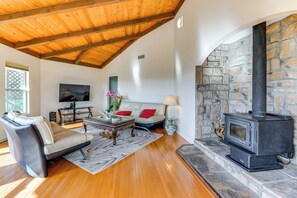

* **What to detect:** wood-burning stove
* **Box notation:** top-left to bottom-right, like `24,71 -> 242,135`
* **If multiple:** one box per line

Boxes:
224,22 -> 294,172
224,112 -> 294,172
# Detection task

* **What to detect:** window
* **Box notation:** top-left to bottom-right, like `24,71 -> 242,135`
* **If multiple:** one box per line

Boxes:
5,62 -> 29,114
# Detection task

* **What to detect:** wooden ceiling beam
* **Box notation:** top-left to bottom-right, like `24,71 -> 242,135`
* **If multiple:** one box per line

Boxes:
175,0 -> 185,14
19,48 -> 41,58
0,37 -> 15,48
0,37 -> 41,58
41,34 -> 140,59
100,18 -> 173,68
75,49 -> 89,64
15,12 -> 175,49
0,0 -> 128,25
45,57 -> 100,69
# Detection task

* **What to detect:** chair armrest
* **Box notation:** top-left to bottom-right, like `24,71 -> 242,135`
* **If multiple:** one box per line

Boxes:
50,122 -> 66,134
1,117 -> 48,177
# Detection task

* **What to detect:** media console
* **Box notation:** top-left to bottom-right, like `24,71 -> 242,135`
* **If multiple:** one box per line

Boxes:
58,106 -> 93,125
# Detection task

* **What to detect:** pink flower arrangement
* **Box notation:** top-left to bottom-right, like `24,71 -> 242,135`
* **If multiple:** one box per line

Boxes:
106,91 -> 115,97
106,91 -> 124,112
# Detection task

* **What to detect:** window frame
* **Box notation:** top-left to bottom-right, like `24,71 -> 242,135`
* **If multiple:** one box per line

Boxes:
5,66 -> 30,114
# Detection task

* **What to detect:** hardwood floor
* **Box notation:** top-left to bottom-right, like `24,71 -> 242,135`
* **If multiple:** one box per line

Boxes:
0,127 -> 214,198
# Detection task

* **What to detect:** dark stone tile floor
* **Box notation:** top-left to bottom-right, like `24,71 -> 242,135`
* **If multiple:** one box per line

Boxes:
181,138 -> 297,198
197,138 -> 297,181
263,179 -> 297,198
177,144 -> 258,198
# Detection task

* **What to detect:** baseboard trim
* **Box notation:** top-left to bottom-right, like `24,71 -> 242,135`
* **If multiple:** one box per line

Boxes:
176,132 -> 193,143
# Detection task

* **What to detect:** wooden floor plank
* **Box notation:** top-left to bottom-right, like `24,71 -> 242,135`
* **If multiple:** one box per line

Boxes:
0,129 -> 214,198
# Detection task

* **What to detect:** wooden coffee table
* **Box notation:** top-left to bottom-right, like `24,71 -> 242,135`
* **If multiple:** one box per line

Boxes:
83,116 -> 135,145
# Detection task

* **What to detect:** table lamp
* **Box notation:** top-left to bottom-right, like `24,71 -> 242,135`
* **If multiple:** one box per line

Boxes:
163,96 -> 177,135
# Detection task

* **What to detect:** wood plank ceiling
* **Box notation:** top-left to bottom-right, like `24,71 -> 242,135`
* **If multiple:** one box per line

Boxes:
0,0 -> 184,69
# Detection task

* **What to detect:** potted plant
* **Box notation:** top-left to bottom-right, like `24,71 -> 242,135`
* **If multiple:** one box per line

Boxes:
105,91 -> 124,119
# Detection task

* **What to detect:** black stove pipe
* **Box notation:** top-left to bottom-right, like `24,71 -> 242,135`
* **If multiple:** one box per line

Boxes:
252,22 -> 267,117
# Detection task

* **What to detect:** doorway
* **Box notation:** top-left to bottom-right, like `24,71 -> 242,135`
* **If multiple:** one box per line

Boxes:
108,76 -> 118,106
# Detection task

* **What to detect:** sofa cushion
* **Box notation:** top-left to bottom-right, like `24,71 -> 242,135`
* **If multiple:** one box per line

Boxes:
135,115 -> 165,124
14,116 -> 55,145
116,111 -> 132,116
139,109 -> 156,118
140,103 -> 165,115
119,102 -> 142,117
119,101 -> 166,117
44,130 -> 93,155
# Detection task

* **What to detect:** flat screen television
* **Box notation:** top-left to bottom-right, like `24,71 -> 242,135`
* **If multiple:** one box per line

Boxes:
59,84 -> 90,102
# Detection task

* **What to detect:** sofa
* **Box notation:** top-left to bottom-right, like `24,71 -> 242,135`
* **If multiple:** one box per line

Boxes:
117,101 -> 166,129
0,112 -> 93,178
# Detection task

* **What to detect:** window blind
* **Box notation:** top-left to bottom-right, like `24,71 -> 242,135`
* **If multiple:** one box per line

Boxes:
5,61 -> 29,71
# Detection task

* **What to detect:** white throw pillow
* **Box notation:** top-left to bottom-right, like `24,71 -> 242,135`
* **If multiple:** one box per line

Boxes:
14,116 -> 55,145
6,111 -> 21,121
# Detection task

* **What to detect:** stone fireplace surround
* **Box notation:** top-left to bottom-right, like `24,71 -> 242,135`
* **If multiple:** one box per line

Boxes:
195,14 -> 297,164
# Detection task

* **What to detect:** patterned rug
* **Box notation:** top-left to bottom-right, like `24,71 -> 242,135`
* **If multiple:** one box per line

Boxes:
63,126 -> 163,175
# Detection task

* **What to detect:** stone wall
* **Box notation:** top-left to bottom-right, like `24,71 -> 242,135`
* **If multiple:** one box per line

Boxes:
195,14 -> 297,163
196,45 -> 230,138
267,15 -> 297,161
195,36 -> 252,138
228,36 -> 252,113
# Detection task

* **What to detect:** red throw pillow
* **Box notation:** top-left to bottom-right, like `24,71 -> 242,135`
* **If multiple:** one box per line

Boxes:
139,109 -> 156,119
116,111 -> 132,116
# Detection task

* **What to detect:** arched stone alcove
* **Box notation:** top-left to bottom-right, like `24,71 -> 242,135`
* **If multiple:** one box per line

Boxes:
195,14 -> 297,163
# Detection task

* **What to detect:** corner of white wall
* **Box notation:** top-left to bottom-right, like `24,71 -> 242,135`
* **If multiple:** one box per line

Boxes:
101,20 -> 175,105
0,44 -> 41,141
39,59 -> 105,119
173,0 -> 297,144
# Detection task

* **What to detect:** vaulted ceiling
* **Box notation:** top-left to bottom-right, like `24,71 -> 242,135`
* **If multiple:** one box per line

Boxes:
0,0 -> 184,69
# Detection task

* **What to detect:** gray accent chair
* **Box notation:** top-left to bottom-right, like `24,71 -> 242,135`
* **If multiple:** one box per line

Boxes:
0,113 -> 92,178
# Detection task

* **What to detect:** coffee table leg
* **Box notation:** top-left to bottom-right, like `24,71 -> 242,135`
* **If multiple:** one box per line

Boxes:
131,125 -> 135,137
83,124 -> 87,132
112,130 -> 117,145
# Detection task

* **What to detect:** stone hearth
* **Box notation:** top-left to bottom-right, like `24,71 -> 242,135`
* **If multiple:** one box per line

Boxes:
193,138 -> 297,198
177,144 -> 258,198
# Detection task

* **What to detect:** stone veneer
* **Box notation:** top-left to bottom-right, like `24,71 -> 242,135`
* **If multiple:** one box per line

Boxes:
196,44 -> 230,139
195,14 -> 297,163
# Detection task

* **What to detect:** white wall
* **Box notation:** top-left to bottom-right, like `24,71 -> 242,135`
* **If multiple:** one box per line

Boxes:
40,60 -> 103,120
2,0 -> 297,143
0,49 -> 104,141
101,21 -> 175,109
174,0 -> 297,143
0,44 -> 41,142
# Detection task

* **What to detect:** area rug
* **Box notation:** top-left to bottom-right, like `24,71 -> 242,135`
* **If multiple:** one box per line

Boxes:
63,126 -> 163,175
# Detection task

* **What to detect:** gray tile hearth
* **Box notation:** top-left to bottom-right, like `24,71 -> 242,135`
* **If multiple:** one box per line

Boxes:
263,179 -> 297,198
177,144 -> 258,198
249,170 -> 290,183
204,172 -> 257,198
186,137 -> 297,198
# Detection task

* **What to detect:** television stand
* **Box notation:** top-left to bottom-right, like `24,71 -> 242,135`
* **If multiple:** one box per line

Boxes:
58,106 -> 93,125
